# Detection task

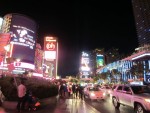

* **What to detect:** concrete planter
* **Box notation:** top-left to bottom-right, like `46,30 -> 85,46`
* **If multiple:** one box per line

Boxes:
3,96 -> 57,110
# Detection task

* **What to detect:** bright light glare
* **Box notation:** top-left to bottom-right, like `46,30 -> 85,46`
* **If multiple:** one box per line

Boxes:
4,45 -> 10,52
103,93 -> 106,96
81,66 -> 90,71
145,99 -> 150,103
90,93 -> 95,96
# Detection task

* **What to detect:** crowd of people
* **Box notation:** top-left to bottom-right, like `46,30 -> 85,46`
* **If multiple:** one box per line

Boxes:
58,83 -> 84,99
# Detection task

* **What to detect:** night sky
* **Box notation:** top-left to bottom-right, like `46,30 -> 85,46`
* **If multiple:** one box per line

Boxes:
0,0 -> 138,76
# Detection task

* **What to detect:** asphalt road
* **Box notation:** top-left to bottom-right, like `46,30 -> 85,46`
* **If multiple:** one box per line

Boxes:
5,95 -> 134,113
85,96 -> 135,113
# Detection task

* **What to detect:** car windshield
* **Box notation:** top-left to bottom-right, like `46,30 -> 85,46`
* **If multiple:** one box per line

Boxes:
89,87 -> 99,91
131,85 -> 150,94
106,86 -> 110,89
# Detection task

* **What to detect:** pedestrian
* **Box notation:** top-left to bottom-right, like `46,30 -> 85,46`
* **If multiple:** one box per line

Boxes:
59,83 -> 64,97
0,86 -> 5,107
67,85 -> 71,97
78,85 -> 84,99
75,85 -> 79,98
17,80 -> 26,112
72,84 -> 76,98
0,107 -> 6,113
63,84 -> 68,97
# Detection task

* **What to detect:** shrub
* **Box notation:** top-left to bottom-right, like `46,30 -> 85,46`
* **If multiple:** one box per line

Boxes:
0,76 -> 58,101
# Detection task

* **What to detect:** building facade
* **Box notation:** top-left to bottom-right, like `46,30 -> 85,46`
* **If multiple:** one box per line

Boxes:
132,0 -> 150,46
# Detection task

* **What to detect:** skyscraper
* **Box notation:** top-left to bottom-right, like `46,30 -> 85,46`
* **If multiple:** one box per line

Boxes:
132,0 -> 150,46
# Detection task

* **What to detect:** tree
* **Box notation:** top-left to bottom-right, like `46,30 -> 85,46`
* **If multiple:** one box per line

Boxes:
129,62 -> 144,79
99,72 -> 108,80
111,69 -> 121,83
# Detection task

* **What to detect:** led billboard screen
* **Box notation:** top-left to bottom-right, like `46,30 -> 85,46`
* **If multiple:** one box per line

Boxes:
44,37 -> 57,60
96,55 -> 104,68
7,14 -> 37,64
11,44 -> 35,63
43,36 -> 58,78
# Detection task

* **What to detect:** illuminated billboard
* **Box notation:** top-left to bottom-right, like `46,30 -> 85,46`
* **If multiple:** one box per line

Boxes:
44,37 -> 57,61
0,17 -> 3,30
1,14 -> 37,64
80,52 -> 90,76
96,54 -> 104,68
43,36 -> 58,78
0,33 -> 10,56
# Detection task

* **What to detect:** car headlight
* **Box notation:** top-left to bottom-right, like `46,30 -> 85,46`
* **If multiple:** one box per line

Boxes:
90,93 -> 95,96
103,93 -> 106,96
145,99 -> 150,103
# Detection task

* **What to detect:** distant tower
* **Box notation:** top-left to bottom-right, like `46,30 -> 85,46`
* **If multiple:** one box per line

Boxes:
132,0 -> 150,46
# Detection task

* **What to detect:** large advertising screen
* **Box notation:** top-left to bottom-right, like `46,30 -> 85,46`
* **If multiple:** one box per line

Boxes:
8,14 -> 37,64
44,37 -> 57,61
96,54 -> 104,68
43,36 -> 58,78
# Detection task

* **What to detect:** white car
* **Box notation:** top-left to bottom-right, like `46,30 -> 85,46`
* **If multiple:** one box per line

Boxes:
83,86 -> 106,100
112,84 -> 150,113
100,86 -> 111,96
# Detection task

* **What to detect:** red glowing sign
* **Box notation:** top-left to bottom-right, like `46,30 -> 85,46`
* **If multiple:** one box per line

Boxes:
46,42 -> 56,50
44,36 -> 57,60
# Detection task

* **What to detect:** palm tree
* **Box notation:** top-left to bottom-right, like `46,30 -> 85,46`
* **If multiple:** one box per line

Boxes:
111,69 -> 121,83
129,62 -> 144,79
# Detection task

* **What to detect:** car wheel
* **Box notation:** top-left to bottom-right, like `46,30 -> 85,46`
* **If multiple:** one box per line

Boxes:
135,104 -> 145,113
112,97 -> 120,109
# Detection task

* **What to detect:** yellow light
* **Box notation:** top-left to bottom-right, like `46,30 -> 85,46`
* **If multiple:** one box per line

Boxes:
103,93 -> 106,96
90,93 -> 95,96
145,99 -> 150,103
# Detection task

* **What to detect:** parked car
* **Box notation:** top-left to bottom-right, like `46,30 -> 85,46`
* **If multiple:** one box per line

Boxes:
112,84 -> 150,113
83,86 -> 106,100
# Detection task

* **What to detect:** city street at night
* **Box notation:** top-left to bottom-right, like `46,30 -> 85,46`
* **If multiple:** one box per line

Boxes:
1,0 -> 150,113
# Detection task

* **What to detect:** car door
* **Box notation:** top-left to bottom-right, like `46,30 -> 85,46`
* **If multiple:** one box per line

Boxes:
121,86 -> 132,106
116,85 -> 124,103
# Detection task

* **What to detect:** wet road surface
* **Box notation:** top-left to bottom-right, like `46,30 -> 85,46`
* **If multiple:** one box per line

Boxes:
5,97 -> 100,113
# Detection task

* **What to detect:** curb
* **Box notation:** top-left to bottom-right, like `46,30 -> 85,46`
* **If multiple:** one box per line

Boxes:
3,96 -> 57,110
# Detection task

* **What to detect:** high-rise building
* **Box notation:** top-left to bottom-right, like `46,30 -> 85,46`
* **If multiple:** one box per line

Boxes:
132,0 -> 150,46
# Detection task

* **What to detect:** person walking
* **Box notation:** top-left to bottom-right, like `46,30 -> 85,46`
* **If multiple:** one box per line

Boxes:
59,83 -> 64,97
75,85 -> 79,98
17,80 -> 26,112
78,85 -> 84,99
0,86 -> 5,107
67,85 -> 71,97
72,84 -> 76,98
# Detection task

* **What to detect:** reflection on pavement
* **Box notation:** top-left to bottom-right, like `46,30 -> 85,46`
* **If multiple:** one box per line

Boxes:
54,99 -> 100,113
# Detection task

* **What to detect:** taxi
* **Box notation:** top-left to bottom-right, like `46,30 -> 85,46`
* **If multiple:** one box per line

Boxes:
83,86 -> 106,100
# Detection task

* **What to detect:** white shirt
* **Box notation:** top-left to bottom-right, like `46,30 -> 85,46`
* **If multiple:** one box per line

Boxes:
17,84 -> 26,98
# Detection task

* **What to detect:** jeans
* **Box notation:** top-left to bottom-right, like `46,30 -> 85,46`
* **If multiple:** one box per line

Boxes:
17,96 -> 25,111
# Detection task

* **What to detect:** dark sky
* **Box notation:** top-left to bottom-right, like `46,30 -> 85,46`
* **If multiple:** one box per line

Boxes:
0,0 -> 138,76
